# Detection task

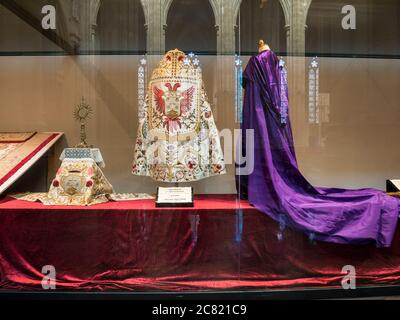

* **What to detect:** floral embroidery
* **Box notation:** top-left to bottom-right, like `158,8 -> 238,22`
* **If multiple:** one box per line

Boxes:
133,50 -> 226,183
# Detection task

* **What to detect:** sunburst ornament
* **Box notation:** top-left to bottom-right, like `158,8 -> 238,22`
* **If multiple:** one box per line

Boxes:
74,97 -> 93,148
74,97 -> 92,122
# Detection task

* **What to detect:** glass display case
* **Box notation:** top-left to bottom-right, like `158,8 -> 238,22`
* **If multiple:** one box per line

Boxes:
1,0 -> 400,300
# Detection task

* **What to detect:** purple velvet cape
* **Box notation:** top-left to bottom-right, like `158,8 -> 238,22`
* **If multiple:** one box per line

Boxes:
236,50 -> 399,247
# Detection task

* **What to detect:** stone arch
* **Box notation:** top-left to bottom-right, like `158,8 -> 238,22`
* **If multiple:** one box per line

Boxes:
165,0 -> 217,54
92,0 -> 148,27
236,0 -> 287,54
233,0 -> 241,21
304,0 -> 313,26
278,0 -> 291,28
306,0 -> 400,56
163,0 -> 219,28
234,0 -> 291,28
96,0 -> 147,52
90,0 -> 101,29
138,0 -> 149,26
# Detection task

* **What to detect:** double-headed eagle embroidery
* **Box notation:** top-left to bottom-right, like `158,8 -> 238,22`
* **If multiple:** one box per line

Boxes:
153,82 -> 195,132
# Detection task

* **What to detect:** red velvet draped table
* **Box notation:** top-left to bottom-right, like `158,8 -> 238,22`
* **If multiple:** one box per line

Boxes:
1,194 -> 400,292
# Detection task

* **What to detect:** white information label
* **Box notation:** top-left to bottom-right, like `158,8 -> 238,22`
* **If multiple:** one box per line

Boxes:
157,187 -> 193,204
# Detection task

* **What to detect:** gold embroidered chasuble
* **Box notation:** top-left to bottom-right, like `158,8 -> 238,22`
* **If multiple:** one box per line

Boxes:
133,50 -> 226,183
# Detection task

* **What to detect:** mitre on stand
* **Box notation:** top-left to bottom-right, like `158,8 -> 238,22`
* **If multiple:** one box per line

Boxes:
13,98 -> 153,206
43,98 -> 115,205
12,98 -> 112,205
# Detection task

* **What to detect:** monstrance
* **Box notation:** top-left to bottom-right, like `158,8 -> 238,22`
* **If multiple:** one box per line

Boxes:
74,97 -> 93,148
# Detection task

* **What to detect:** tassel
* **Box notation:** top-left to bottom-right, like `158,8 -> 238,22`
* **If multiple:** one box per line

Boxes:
277,214 -> 286,241
279,58 -> 289,125
236,209 -> 244,243
190,214 -> 200,245
138,55 -> 147,120
235,55 -> 243,124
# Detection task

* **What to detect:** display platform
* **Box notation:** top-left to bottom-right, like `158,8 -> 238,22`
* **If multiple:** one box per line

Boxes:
1,194 -> 400,293
0,132 -> 63,194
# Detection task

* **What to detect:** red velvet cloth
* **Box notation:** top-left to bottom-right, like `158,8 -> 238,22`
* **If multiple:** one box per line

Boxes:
1,195 -> 400,292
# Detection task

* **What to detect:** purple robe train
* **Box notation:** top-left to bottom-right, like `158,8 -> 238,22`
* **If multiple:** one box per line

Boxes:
236,49 -> 399,247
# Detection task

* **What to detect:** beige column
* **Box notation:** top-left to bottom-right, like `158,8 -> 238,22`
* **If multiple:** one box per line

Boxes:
145,0 -> 165,54
287,0 -> 312,56
284,0 -> 313,148
214,0 -> 236,112
213,0 -> 236,184
217,0 -> 236,55
75,0 -> 100,51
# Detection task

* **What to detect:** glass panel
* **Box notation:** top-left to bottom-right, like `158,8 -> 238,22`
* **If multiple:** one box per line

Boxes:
0,0 -> 399,298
